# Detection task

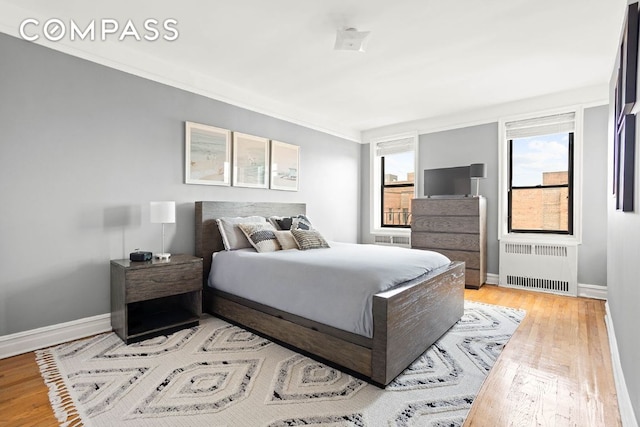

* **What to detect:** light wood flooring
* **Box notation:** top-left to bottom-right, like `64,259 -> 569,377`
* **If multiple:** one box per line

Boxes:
0,285 -> 621,426
464,285 -> 620,426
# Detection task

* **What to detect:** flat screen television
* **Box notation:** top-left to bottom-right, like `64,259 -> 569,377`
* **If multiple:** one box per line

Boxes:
423,166 -> 471,197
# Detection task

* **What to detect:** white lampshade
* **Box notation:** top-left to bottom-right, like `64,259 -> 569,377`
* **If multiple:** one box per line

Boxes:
150,201 -> 175,224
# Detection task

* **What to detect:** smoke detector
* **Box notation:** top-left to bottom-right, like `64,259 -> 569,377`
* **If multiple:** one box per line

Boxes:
334,27 -> 371,52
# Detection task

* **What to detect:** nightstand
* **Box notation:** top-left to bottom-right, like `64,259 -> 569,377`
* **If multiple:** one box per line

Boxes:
110,254 -> 203,344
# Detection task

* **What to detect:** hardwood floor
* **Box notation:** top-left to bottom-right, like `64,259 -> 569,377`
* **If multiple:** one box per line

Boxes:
0,352 -> 59,427
464,285 -> 620,427
0,285 -> 621,426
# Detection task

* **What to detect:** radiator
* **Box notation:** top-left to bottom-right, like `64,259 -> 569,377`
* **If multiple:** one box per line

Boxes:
374,235 -> 411,248
499,241 -> 577,296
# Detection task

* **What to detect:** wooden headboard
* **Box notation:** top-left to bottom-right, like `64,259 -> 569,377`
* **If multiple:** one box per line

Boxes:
194,201 -> 307,282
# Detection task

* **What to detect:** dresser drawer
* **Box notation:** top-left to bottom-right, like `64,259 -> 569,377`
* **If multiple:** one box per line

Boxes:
126,263 -> 202,303
412,232 -> 479,251
412,215 -> 480,233
430,249 -> 480,269
412,198 -> 480,216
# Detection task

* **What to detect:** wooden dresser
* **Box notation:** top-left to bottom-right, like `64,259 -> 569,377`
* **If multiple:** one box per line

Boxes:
411,197 -> 487,289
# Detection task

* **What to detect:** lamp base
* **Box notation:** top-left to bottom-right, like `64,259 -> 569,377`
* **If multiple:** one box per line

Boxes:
154,253 -> 171,260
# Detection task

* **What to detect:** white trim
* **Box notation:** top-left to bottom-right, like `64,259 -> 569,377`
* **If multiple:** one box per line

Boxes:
577,283 -> 608,300
0,4 -> 360,143
0,313 -> 111,359
486,273 -> 499,285
497,106 -> 584,245
605,302 -> 639,427
361,85 -> 608,141
370,228 -> 411,237
369,131 -> 418,235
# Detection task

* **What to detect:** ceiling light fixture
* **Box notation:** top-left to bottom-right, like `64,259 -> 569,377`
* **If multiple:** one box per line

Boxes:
334,27 -> 370,52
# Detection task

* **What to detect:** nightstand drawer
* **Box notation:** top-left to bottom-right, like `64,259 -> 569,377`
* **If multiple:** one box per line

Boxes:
126,263 -> 201,303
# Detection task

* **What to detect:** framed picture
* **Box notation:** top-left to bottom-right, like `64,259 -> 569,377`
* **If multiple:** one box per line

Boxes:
619,2 -> 638,121
270,140 -> 299,191
612,3 -> 639,212
185,122 -> 231,186
617,115 -> 636,212
233,132 -> 269,188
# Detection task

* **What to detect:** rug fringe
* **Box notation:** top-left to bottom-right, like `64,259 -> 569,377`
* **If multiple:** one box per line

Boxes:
35,349 -> 84,427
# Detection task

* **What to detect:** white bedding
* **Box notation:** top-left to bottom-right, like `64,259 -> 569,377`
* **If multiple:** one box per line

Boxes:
207,242 -> 450,338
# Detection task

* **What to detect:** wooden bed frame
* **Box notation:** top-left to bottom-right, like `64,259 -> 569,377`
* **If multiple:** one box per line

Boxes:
194,201 -> 465,386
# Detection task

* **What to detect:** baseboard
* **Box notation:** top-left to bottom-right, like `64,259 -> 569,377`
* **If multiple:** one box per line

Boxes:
605,302 -> 639,427
486,273 -> 499,285
0,313 -> 112,359
577,283 -> 608,300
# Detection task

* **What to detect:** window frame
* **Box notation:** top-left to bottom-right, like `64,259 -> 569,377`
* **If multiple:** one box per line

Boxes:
507,132 -> 574,234
380,155 -> 415,228
370,132 -> 418,236
498,108 -> 583,244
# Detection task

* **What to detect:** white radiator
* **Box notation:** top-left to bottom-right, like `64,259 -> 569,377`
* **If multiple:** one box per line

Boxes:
374,235 -> 411,248
499,241 -> 577,296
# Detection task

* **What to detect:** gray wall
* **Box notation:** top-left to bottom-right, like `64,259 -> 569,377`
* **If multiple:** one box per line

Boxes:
608,58 -> 640,420
360,108 -> 609,285
580,105 -> 608,285
418,123 -> 500,275
0,34 -> 360,336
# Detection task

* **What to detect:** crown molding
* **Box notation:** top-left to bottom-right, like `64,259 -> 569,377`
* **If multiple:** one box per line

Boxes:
361,85 -> 608,141
0,2 -> 361,142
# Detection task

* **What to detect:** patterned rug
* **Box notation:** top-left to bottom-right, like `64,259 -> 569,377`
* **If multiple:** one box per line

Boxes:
36,301 -> 524,426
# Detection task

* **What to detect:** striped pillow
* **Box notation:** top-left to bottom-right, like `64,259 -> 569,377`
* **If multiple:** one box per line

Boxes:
291,228 -> 330,250
268,214 -> 313,231
237,222 -> 281,253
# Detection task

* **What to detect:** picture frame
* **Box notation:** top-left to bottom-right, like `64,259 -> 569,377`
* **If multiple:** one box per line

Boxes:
270,140 -> 300,191
612,3 -> 638,212
618,115 -> 636,212
233,132 -> 269,188
618,2 -> 638,122
184,121 -> 231,186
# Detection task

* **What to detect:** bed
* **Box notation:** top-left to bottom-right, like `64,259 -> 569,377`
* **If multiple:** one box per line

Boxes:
195,201 -> 465,386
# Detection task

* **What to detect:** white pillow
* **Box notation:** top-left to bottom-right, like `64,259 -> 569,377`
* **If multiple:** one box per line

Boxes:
216,216 -> 266,250
274,230 -> 298,250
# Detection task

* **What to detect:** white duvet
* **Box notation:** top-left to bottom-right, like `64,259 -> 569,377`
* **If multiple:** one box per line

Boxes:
208,242 -> 450,338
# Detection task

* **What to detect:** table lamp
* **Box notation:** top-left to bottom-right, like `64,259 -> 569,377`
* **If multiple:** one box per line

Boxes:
470,163 -> 487,197
150,201 -> 175,259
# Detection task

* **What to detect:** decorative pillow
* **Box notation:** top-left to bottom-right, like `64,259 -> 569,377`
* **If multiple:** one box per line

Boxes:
216,216 -> 267,250
269,214 -> 313,231
274,230 -> 298,250
237,222 -> 281,253
291,228 -> 330,250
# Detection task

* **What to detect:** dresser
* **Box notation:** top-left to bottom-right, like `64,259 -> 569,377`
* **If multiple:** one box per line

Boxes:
411,197 -> 487,289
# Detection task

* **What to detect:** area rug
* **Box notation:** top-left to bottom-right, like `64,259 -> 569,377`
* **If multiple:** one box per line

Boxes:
36,301 -> 524,426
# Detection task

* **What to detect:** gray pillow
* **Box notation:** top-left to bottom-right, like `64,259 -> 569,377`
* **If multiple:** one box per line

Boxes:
269,214 -> 313,231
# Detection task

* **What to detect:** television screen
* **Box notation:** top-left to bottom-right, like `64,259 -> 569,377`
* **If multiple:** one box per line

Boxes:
423,166 -> 471,196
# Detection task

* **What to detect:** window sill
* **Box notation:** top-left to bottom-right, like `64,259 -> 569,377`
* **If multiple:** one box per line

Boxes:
499,233 -> 580,246
370,228 -> 411,237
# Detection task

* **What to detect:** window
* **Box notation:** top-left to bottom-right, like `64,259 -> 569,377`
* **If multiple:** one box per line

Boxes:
371,134 -> 417,231
505,112 -> 575,235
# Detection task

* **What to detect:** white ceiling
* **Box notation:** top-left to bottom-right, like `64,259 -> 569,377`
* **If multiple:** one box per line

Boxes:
0,0 -> 628,141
